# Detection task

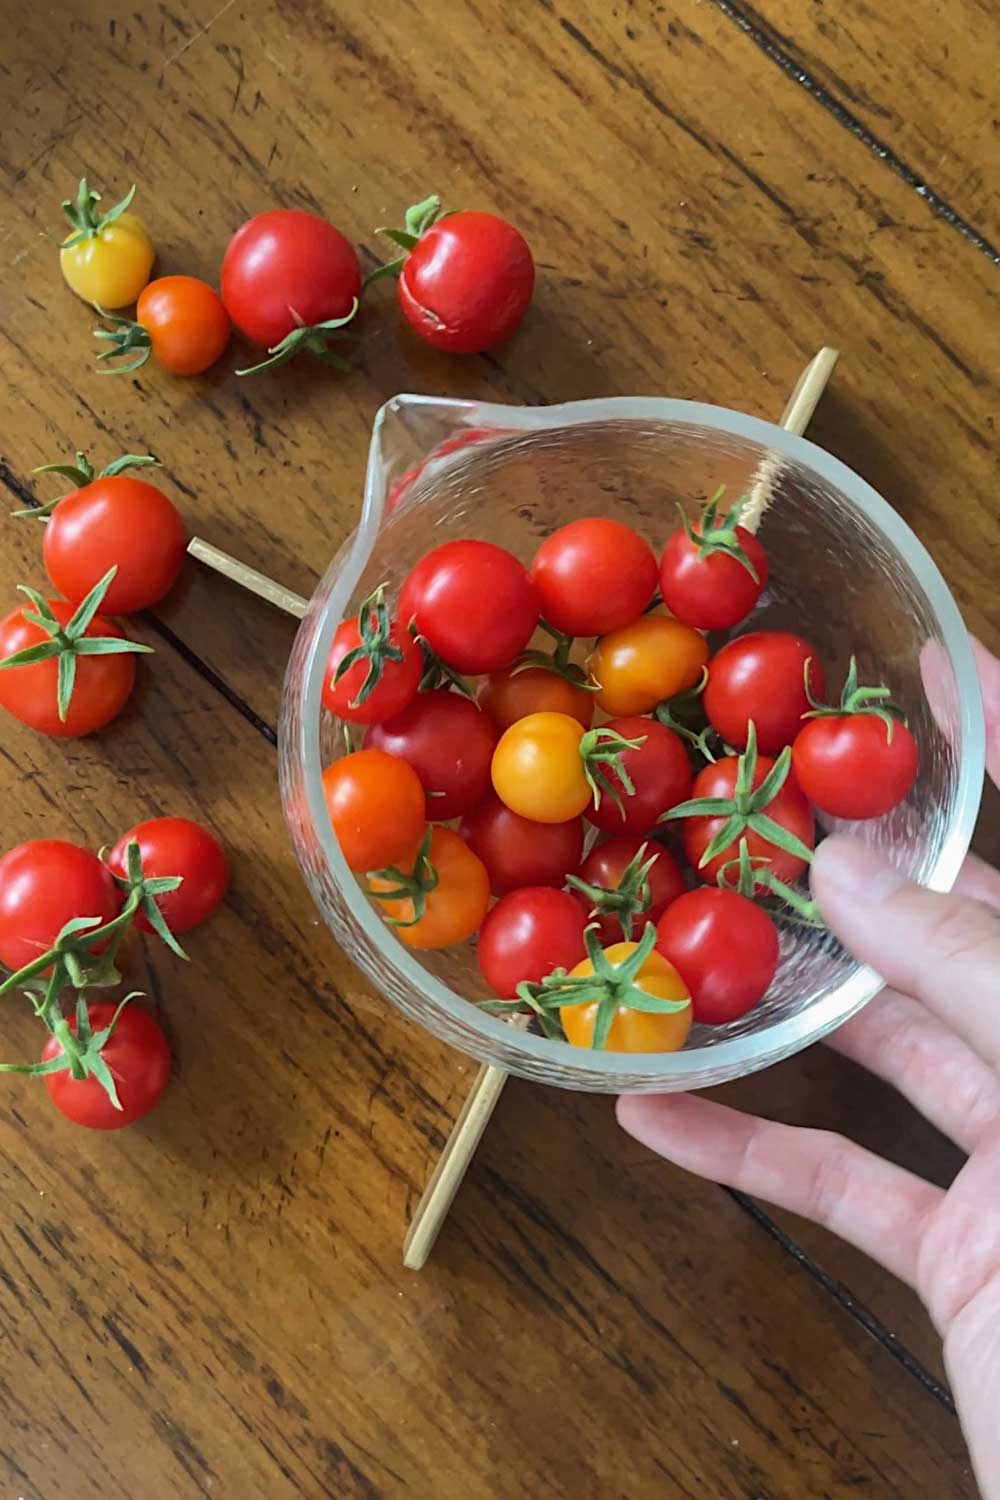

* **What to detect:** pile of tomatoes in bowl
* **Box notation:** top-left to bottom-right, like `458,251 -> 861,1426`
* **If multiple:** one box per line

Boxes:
318,497 -> 918,1055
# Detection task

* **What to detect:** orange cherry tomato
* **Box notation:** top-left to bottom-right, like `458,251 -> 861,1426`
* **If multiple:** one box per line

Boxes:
561,941 -> 691,1053
590,615 -> 708,717
368,827 -> 489,949
322,749 -> 425,873
478,665 -> 594,732
491,711 -> 590,823
135,276 -> 231,374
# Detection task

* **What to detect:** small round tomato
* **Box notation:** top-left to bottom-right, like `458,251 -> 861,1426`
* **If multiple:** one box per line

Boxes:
572,835 -> 686,944
322,750 -> 426,873
705,632 -> 824,754
369,827 -> 489,949
366,689 -> 497,820
655,888 -> 779,1024
478,664 -> 594,732
590,615 -> 708,717
0,597 -> 140,738
659,494 -> 769,631
395,206 -> 534,353
587,717 -> 692,835
42,1002 -> 170,1130
478,887 -> 587,997
491,711 -> 590,823
107,817 -> 228,935
561,941 -> 691,1053
0,840 -> 121,973
97,276 -> 230,375
399,540 -> 539,675
794,714 -> 918,820
532,519 -> 658,638
680,751 -> 815,887
43,474 -> 186,615
59,180 -> 154,309
459,793 -> 584,895
324,592 -> 422,726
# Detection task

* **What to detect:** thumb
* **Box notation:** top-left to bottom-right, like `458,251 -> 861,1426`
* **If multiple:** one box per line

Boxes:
811,836 -> 1000,1069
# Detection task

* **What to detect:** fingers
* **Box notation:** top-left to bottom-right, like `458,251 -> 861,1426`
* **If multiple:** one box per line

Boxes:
827,988 -> 1000,1153
954,850 -> 1000,913
812,837 -> 1000,1069
920,633 -> 1000,788
617,1092 -> 941,1286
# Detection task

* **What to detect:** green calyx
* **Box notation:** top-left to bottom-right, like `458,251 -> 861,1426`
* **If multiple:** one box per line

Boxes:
514,619 -> 599,692
802,655 -> 905,743
236,298 -> 360,377
653,667 -> 717,759
364,193 -> 447,288
566,840 -> 661,941
333,584 -> 405,710
0,989 -> 145,1110
110,839 -> 189,959
413,633 -> 472,697
716,837 -> 826,928
678,486 -> 759,582
0,567 -> 154,722
579,725 -> 646,816
660,720 -> 814,872
368,830 -> 438,926
60,178 -> 138,248
92,306 -> 153,375
18,450 -> 160,519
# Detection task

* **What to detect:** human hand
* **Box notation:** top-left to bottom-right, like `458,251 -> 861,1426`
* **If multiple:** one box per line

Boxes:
618,637 -> 1000,1498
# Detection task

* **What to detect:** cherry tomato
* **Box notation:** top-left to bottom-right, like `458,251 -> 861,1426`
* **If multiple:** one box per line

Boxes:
659,502 -> 768,631
107,818 -> 228,936
397,211 -> 534,353
366,689 -> 497,820
532,519 -> 658,638
478,888 -> 587,998
572,835 -> 686,944
0,598 -> 138,738
0,840 -> 121,974
369,828 -> 489,949
491,711 -> 590,823
322,750 -> 426,872
655,888 -> 779,1024
42,1002 -> 170,1130
682,753 -> 815,887
587,717 -> 692,835
793,714 -> 919,820
59,180 -> 154,309
561,942 -> 691,1053
324,598 -> 422,726
478,664 -> 594,732
98,276 -> 230,375
705,632 -> 824,754
459,793 -> 584,895
399,540 -> 538,674
221,210 -> 361,362
43,476 -> 186,614
590,615 -> 708,717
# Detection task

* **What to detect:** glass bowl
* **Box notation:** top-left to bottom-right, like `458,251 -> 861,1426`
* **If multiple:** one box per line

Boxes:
278,395 -> 984,1093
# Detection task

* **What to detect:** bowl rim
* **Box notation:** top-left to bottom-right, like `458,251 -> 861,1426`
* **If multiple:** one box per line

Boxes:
285,395 -> 985,1086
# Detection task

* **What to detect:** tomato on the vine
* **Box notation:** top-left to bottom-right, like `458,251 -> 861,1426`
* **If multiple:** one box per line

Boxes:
107,818 -> 228,936
42,1002 -> 170,1130
369,828 -> 489,949
0,840 -> 121,973
570,835 -> 686,944
322,749 -> 425,872
560,938 -> 691,1053
459,793 -> 584,895
94,276 -> 230,375
655,888 -> 778,1024
659,491 -> 769,631
586,717 -> 692,835
399,540 -> 538,674
532,519 -> 658,638
478,664 -> 594,732
324,587 -> 422,725
366,689 -> 497,820
478,888 -> 587,998
791,657 -> 918,819
705,631 -> 824,754
589,615 -> 708,717
59,179 -> 154,309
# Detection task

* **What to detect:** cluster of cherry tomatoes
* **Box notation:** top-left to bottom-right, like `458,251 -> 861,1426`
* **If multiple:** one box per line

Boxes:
58,179 -> 535,377
321,498 -> 919,1054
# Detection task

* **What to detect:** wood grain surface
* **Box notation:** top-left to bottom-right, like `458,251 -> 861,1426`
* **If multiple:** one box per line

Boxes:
1,0 -> 997,1495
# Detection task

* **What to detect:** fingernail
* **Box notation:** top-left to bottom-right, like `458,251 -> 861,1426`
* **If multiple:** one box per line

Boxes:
811,837 -> 909,903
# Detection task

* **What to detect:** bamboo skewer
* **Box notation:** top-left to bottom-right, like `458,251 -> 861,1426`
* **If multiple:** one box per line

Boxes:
188,536 -> 309,618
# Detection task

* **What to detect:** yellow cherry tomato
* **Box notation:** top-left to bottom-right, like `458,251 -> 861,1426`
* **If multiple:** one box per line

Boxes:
491,711 -> 590,823
561,940 -> 692,1053
59,180 -> 154,309
590,614 -> 708,717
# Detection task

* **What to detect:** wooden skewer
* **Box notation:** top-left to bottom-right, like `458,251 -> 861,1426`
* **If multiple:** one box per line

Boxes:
740,346 -> 839,534
188,536 -> 309,618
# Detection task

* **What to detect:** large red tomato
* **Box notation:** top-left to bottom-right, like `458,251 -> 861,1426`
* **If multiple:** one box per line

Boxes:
532,519 -> 658,638
571,835 -> 686,944
676,750 -> 815,888
704,632 -> 824,754
587,717 -> 692,835
42,1002 -> 170,1130
396,210 -> 534,353
655,889 -> 779,1024
366,689 -> 497,820
477,887 -> 587,998
107,817 -> 229,936
459,793 -> 584,895
399,540 -> 539,674
43,475 -> 186,614
659,495 -> 768,632
0,596 -> 142,738
0,840 -> 121,973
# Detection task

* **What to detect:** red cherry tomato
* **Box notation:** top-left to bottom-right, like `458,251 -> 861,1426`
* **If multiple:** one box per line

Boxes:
221,210 -> 361,350
107,817 -> 229,935
42,1002 -> 170,1130
659,514 -> 768,631
366,689 -> 496,820
477,887 -> 588,998
459,793 -> 584,895
705,632 -> 824,754
43,477 -> 186,614
322,750 -> 426,873
532,519 -> 658,638
655,889 -> 779,1024
399,540 -> 539,674
0,840 -> 121,973
323,604 -> 422,726
682,753 -> 815,888
572,835 -> 686,945
587,716 -> 692,835
0,598 -> 138,738
478,664 -> 594,732
397,212 -> 534,353
793,714 -> 919,820
104,276 -> 230,375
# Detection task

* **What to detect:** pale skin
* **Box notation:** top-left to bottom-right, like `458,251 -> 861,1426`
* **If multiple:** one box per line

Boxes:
618,638 -> 1000,1498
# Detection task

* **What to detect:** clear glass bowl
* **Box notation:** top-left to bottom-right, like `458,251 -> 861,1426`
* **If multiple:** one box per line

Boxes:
278,395 -> 984,1093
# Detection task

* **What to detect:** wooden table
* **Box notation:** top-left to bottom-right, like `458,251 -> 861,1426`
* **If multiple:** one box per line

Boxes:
1,2 -> 997,1495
